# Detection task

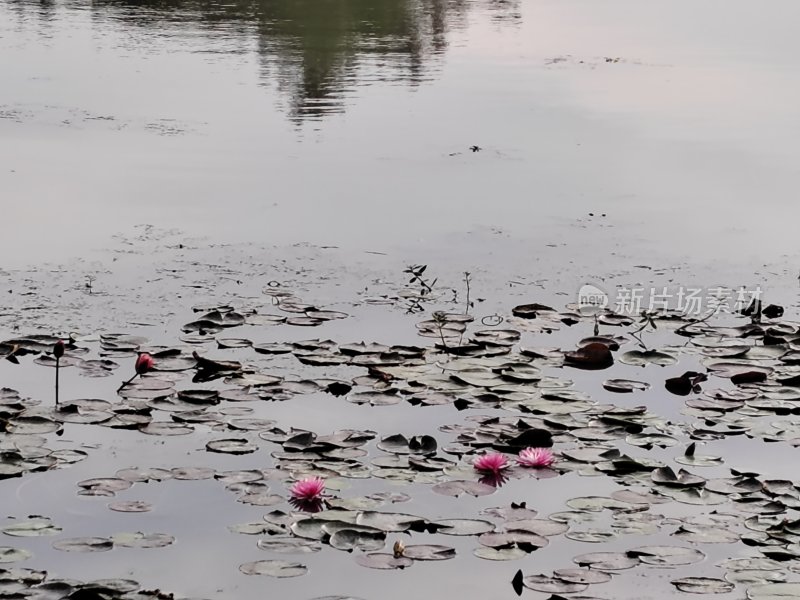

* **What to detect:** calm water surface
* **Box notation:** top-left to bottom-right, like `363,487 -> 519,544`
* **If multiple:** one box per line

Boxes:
3,2 -> 800,599
2,0 -> 800,270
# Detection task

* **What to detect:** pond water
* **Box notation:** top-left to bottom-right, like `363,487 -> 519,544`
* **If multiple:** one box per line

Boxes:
3,1 -> 800,600
2,0 -> 800,269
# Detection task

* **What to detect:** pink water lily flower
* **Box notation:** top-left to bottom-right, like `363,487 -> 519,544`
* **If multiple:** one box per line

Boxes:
473,453 -> 509,475
518,447 -> 555,468
290,477 -> 326,501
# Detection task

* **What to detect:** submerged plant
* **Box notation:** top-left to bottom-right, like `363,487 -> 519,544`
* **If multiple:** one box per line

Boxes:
53,340 -> 64,405
117,353 -> 155,393
517,447 -> 554,468
473,453 -> 509,475
403,264 -> 437,314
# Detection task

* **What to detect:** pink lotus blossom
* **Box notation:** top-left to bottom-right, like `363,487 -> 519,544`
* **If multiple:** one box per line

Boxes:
517,447 -> 554,468
135,353 -> 155,375
473,453 -> 509,475
290,477 -> 326,501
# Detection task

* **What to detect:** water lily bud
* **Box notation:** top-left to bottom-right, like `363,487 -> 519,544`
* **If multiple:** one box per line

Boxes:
135,353 -> 155,375
393,540 -> 405,558
53,340 -> 65,360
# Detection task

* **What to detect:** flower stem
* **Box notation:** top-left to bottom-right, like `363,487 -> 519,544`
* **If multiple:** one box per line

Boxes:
55,358 -> 60,405
117,373 -> 138,393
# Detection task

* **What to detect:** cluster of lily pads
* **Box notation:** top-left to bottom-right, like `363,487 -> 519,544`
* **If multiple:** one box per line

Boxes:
0,566 -> 202,600
5,289 -> 800,598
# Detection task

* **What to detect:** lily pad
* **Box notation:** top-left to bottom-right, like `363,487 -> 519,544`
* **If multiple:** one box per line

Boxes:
52,537 -> 113,553
239,560 -> 308,577
672,577 -> 734,594
0,547 -> 31,563
354,553 -> 413,570
2,518 -> 62,537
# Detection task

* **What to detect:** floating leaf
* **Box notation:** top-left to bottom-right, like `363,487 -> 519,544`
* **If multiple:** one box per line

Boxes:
2,518 -> 62,537
574,552 -> 639,570
620,350 -> 678,367
629,545 -> 706,566
474,546 -> 527,561
671,577 -> 734,594
0,547 -> 31,563
354,553 -> 413,570
522,574 -> 588,594
52,537 -> 113,553
206,438 -> 257,454
434,519 -> 495,536
239,560 -> 307,577
111,532 -> 174,548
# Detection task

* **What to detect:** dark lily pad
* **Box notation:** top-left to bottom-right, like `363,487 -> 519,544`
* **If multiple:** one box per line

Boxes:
52,537 -> 113,553
111,532 -> 174,548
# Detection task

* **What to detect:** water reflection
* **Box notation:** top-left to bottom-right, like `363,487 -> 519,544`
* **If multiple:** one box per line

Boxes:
80,0 -> 519,120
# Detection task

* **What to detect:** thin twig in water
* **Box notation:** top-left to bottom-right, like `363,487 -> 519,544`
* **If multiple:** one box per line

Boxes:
457,272 -> 473,348
432,311 -> 450,354
463,272 -> 472,315
629,311 -> 657,349
674,309 -> 716,336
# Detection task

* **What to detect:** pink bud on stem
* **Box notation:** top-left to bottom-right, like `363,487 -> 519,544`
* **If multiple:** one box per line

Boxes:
117,353 -> 155,393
